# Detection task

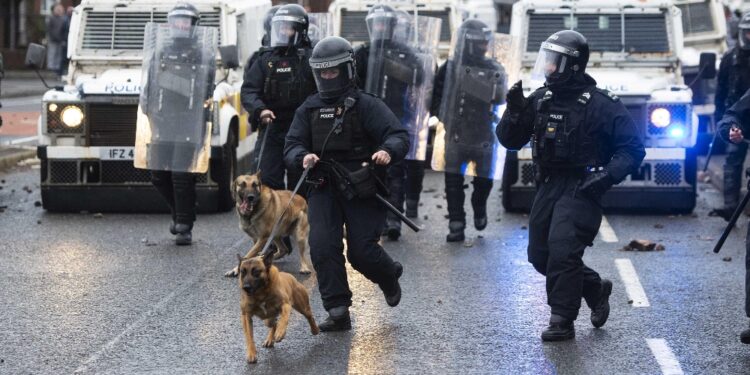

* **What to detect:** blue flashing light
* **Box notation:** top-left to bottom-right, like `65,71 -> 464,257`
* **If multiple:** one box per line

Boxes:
669,126 -> 685,138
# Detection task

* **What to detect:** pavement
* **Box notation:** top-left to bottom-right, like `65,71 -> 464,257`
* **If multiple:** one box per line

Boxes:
1,70 -> 59,99
0,166 -> 748,374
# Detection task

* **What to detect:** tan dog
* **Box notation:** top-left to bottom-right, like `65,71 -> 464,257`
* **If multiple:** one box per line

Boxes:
225,172 -> 313,276
237,253 -> 319,363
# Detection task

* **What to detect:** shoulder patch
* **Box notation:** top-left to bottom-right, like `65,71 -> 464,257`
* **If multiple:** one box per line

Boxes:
596,89 -> 619,102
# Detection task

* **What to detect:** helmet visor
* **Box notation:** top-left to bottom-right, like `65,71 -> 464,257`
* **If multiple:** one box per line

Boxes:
366,13 -> 395,41
271,18 -> 301,47
168,15 -> 194,39
310,55 -> 353,97
531,43 -> 576,83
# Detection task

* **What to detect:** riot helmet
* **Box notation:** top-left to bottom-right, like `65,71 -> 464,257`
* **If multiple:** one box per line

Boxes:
531,30 -> 589,86
393,9 -> 412,40
308,24 -> 322,45
457,19 -> 492,59
270,4 -> 309,48
167,3 -> 200,40
366,4 -> 398,41
309,36 -> 356,99
738,12 -> 750,51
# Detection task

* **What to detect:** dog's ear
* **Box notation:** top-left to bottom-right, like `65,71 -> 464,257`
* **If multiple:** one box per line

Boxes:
231,178 -> 238,202
262,249 -> 274,269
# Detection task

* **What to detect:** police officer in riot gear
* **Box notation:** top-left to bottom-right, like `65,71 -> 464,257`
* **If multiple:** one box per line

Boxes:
432,19 -> 505,242
285,36 -> 410,331
241,4 -> 316,195
715,89 -> 750,344
712,12 -> 750,221
145,2 -> 208,246
353,4 -> 426,239
498,30 -> 645,341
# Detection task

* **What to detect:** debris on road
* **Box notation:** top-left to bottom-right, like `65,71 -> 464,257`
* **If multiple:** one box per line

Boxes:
33,201 -> 41,207
521,225 -> 527,230
93,213 -> 104,219
698,235 -> 715,241
654,223 -> 664,229
723,257 -> 732,262
436,204 -> 442,209
423,188 -> 436,193
621,239 -> 666,251
463,238 -> 474,248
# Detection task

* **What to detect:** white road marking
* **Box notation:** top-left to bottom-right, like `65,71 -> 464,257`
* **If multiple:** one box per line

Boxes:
615,258 -> 650,307
647,339 -> 684,375
74,237 -> 249,374
598,215 -> 618,243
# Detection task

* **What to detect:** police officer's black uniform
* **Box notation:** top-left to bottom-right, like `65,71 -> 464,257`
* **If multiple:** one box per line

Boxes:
715,89 -> 750,344
712,12 -> 750,221
147,3 -> 207,246
432,19 -> 505,242
353,4 -> 426,239
241,4 -> 316,192
497,31 -> 645,341
284,36 -> 410,331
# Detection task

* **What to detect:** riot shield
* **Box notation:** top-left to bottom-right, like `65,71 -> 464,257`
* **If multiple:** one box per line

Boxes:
365,15 -> 440,161
135,22 -> 217,173
308,12 -> 334,44
431,33 -> 514,180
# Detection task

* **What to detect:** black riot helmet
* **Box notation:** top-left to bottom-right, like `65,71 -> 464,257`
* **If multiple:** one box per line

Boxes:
457,19 -> 492,58
270,4 -> 309,48
168,3 -> 200,40
309,36 -> 356,99
366,4 -> 398,41
263,5 -> 282,34
738,12 -> 750,51
532,30 -> 589,87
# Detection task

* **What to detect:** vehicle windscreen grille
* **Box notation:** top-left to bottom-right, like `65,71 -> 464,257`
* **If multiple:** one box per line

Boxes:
677,2 -> 713,35
82,11 -> 221,50
88,104 -> 137,146
527,13 -> 669,53
340,9 -> 451,43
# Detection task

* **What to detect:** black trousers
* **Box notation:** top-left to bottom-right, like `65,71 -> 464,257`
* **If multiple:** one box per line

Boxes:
745,224 -> 750,318
724,141 -> 747,210
444,172 -> 493,223
386,159 -> 425,223
258,122 -> 302,194
528,175 -> 603,321
151,171 -> 196,226
308,185 -> 400,311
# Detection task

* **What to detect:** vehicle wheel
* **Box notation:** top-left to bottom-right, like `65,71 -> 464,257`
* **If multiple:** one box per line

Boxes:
215,130 -> 238,212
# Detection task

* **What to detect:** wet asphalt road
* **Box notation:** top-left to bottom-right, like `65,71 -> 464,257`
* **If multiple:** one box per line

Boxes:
0,165 -> 749,374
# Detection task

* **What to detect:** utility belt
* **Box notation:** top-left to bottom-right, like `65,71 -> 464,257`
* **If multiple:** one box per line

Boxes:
307,160 -> 388,200
535,164 -> 602,183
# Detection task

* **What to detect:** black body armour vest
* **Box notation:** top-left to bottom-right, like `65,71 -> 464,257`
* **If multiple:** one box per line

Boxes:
263,51 -> 316,111
727,51 -> 750,109
532,88 -> 599,168
310,97 -> 372,163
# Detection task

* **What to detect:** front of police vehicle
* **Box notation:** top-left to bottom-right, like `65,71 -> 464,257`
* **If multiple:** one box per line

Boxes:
503,0 -> 698,213
38,0 -> 265,212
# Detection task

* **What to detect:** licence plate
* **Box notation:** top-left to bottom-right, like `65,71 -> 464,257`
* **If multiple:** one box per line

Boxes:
100,147 -> 135,160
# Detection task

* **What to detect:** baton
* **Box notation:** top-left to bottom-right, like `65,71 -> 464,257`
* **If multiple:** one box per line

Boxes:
714,174 -> 750,254
375,193 -> 422,233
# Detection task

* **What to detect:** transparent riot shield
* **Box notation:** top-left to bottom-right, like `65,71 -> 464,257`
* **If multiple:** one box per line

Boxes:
431,33 -> 514,180
308,12 -> 334,45
365,15 -> 440,160
135,22 -> 217,173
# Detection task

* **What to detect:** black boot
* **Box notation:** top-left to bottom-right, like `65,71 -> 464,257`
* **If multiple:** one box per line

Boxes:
541,314 -> 575,342
741,322 -> 750,344
708,207 -> 734,222
446,221 -> 465,242
405,199 -> 419,219
382,262 -> 403,307
174,223 -> 192,246
591,279 -> 613,328
471,177 -> 492,231
319,306 -> 351,332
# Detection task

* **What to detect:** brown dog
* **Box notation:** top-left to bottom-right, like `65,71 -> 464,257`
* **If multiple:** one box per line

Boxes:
225,172 -> 313,276
237,253 -> 319,363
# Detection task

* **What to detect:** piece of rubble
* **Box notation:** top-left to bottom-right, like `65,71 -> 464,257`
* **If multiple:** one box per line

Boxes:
521,225 -> 527,230
463,238 -> 474,248
423,215 -> 428,220
655,244 -> 666,251
93,213 -> 104,218
37,220 -> 42,225
423,188 -> 436,193
654,223 -> 664,229
622,239 -> 657,251
436,204 -> 442,209
723,257 -> 732,262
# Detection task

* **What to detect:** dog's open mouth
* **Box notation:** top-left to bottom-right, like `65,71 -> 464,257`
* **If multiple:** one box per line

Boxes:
239,194 -> 254,215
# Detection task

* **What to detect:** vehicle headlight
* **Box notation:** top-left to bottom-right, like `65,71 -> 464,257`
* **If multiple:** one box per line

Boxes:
650,108 -> 671,128
61,106 -> 84,128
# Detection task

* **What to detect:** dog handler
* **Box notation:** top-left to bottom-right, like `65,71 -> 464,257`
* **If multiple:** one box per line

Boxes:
284,36 -> 410,331
497,30 -> 645,341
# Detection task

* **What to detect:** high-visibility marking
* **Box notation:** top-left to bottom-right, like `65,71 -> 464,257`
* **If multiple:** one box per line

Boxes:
5,136 -> 38,145
647,339 -> 684,375
74,237 -> 249,373
599,215 -> 618,243
615,258 -> 650,307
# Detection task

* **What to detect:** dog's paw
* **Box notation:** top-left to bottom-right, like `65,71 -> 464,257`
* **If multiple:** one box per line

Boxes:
224,267 -> 239,278
246,354 -> 257,364
311,325 -> 320,335
273,331 -> 286,343
262,338 -> 274,348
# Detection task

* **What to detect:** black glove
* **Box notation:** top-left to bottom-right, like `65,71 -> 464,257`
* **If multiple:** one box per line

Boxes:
579,169 -> 614,200
506,80 -> 527,113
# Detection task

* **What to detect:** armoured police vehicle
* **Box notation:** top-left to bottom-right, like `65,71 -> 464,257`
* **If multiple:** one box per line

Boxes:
502,0 -> 715,213
29,0 -> 270,212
